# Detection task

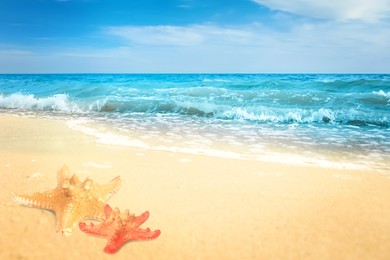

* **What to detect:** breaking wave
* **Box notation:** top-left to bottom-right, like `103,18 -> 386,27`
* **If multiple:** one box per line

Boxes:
0,93 -> 81,112
1,92 -> 388,127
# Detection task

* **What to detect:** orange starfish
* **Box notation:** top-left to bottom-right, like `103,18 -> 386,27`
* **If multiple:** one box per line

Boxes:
79,204 -> 161,254
11,165 -> 122,236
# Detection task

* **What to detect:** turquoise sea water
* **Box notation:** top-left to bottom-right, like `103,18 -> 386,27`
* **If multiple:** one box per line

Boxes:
1,74 -> 389,172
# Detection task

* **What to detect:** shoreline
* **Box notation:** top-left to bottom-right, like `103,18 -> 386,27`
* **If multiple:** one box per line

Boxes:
1,114 -> 390,259
65,115 -> 387,173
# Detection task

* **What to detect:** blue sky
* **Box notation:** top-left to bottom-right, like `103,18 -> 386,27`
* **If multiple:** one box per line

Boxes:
1,0 -> 390,73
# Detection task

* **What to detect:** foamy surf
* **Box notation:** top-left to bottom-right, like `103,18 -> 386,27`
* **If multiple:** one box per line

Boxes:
66,119 -> 149,148
0,93 -> 80,112
65,118 -> 381,172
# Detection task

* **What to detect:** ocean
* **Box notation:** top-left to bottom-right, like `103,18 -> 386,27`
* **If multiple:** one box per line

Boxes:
1,74 -> 389,172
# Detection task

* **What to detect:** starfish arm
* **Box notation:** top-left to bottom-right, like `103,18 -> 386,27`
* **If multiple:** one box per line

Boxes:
94,176 -> 122,202
102,227 -> 160,253
104,204 -> 113,219
11,190 -> 58,211
56,202 -> 76,236
57,165 -> 70,187
79,204 -> 113,236
124,228 -> 161,241
79,221 -> 111,237
103,237 -> 126,254
79,205 -> 112,236
104,232 -> 128,254
132,211 -> 150,226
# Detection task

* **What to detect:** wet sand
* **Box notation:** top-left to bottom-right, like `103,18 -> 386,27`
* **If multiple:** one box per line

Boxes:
0,114 -> 390,259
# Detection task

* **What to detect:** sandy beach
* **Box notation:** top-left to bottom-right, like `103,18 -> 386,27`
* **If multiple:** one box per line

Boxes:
1,114 -> 390,259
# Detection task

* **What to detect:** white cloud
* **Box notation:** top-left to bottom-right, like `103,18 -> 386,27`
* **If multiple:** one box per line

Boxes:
105,25 -> 255,46
101,22 -> 390,72
177,0 -> 193,8
105,22 -> 390,52
106,26 -> 204,46
252,0 -> 390,22
0,49 -> 35,56
2,21 -> 390,73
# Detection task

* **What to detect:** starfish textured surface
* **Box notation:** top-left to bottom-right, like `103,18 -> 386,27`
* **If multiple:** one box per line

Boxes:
11,165 -> 122,236
79,204 -> 161,254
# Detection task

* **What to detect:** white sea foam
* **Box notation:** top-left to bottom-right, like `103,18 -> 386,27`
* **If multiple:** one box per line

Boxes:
66,119 -> 149,148
0,93 -> 80,112
221,107 -> 335,123
373,90 -> 390,99
202,78 -> 231,83
64,118 -> 384,172
254,152 -> 371,171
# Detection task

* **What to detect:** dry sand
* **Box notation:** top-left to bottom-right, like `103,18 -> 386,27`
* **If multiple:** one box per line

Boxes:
0,114 -> 390,259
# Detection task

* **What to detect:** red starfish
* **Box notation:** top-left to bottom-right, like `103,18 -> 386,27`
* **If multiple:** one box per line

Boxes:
79,204 -> 161,254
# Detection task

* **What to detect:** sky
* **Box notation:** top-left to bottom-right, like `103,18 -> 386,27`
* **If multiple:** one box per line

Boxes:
1,0 -> 390,73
